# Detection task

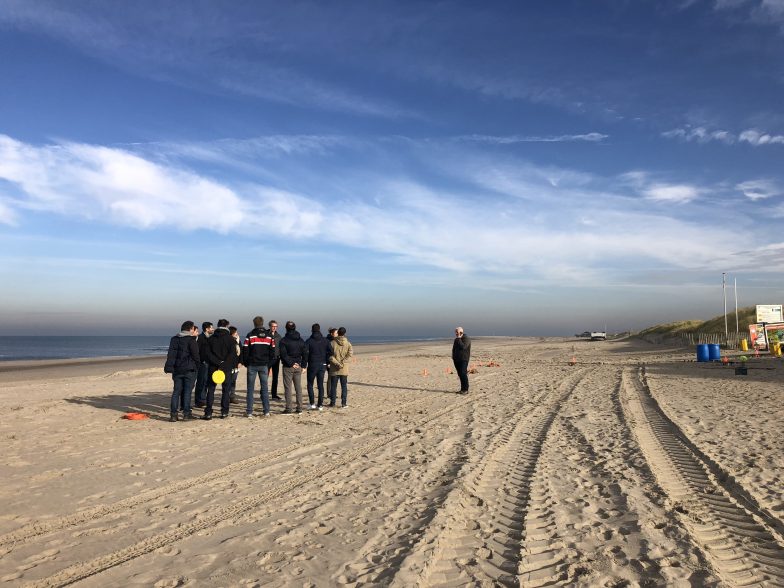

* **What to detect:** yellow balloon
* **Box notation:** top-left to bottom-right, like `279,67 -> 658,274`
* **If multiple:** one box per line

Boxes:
212,370 -> 226,384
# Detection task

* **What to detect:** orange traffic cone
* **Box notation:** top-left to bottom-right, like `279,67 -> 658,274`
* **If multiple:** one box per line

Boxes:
421,368 -> 429,377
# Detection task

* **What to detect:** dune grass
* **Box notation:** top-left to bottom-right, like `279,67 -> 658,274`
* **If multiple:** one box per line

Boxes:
638,306 -> 757,336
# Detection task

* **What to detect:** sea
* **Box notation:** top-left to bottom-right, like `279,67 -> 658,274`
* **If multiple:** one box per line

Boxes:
0,335 -> 447,361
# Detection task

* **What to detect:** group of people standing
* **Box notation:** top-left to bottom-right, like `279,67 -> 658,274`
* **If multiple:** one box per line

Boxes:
164,317 -> 353,422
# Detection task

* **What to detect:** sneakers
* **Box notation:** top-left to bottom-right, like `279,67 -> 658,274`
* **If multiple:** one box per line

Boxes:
341,405 -> 348,409
220,413 -> 230,419
195,402 -> 206,408
262,412 -> 271,417
295,408 -> 302,414
169,414 -> 178,422
282,409 -> 293,414
317,406 -> 323,411
309,404 -> 317,410
245,413 -> 254,418
201,414 -> 212,421
182,412 -> 195,420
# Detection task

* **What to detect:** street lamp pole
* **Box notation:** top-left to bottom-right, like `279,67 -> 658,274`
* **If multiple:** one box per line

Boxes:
734,277 -> 739,334
723,272 -> 728,342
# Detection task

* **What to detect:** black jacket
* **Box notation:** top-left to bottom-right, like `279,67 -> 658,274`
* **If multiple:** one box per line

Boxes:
271,330 -> 282,361
452,335 -> 471,362
196,332 -> 210,363
242,327 -> 275,366
206,328 -> 239,370
305,331 -> 332,368
279,330 -> 308,368
164,333 -> 200,374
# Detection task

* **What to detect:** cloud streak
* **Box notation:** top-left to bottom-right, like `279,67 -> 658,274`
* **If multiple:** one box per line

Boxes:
0,133 -> 773,286
663,126 -> 784,146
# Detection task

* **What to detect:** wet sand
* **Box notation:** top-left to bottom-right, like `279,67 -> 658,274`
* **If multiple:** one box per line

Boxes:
1,337 -> 782,587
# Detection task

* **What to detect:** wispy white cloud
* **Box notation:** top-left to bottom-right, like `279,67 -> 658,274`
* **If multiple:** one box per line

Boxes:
738,128 -> 784,145
736,178 -> 783,199
662,125 -> 784,146
662,126 -> 735,144
643,184 -> 701,203
0,133 -> 768,284
456,132 -> 608,144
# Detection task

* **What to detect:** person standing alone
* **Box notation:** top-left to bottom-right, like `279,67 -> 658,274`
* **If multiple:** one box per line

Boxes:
452,326 -> 471,394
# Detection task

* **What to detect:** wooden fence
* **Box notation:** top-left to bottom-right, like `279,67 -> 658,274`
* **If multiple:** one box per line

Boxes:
637,331 -> 746,348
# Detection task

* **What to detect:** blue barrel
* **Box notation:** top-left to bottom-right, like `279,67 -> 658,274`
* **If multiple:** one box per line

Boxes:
696,344 -> 710,362
708,344 -> 721,361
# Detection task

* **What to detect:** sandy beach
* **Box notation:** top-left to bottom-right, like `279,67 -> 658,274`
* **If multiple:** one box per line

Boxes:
1,337 -> 783,587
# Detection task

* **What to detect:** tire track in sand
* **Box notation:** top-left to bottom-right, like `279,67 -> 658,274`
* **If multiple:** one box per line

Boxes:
388,367 -> 594,587
22,397 -> 473,588
0,395 -> 436,553
332,367 -> 555,585
621,366 -> 784,587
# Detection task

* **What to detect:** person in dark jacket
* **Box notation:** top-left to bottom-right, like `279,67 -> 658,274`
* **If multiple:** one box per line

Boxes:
279,321 -> 308,413
268,320 -> 282,400
164,321 -> 200,422
452,326 -> 471,394
194,321 -> 214,407
202,319 -> 239,419
242,315 -> 275,417
305,323 -> 332,410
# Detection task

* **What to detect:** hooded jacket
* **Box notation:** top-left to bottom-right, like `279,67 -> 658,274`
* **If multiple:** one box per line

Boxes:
328,336 -> 353,376
164,331 -> 200,374
279,330 -> 308,369
206,327 -> 239,370
305,331 -> 332,368
242,327 -> 275,366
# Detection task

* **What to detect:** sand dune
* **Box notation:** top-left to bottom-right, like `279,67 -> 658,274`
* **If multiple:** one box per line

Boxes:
1,338 -> 782,586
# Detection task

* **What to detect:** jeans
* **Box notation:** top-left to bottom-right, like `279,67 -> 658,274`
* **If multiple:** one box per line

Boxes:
194,361 -> 209,405
246,364 -> 270,415
171,371 -> 196,415
329,375 -> 348,406
229,369 -> 239,398
307,364 -> 327,406
453,359 -> 469,391
270,359 -> 281,397
205,367 -> 232,416
282,366 -> 303,411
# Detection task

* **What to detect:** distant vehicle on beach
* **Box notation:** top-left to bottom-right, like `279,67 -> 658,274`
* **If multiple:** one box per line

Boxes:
590,331 -> 607,341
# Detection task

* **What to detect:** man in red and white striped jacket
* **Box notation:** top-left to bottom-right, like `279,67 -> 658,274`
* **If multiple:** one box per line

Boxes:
241,316 -> 275,417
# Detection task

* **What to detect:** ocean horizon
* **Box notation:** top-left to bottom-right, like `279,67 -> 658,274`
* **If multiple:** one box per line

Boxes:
0,335 -> 451,362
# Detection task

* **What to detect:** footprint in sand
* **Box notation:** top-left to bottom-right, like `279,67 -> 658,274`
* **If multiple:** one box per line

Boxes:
155,545 -> 181,557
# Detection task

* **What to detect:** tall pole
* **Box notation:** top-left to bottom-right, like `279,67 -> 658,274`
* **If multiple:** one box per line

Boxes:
734,277 -> 739,334
723,272 -> 728,341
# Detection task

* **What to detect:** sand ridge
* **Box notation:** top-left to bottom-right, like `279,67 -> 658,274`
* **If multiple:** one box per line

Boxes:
0,338 -> 782,586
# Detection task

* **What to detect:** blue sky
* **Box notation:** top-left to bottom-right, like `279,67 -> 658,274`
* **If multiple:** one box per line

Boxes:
1,0 -> 783,336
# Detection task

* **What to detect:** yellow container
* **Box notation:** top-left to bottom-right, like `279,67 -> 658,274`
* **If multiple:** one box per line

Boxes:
740,338 -> 749,352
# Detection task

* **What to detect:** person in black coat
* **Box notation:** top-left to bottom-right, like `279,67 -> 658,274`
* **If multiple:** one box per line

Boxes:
278,321 -> 308,413
164,321 -> 200,421
452,326 -> 471,394
202,319 -> 239,419
305,324 -> 332,410
194,321 -> 214,407
268,320 -> 282,400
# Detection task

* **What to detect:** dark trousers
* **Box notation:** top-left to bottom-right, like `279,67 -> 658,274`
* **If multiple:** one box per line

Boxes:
307,364 -> 327,406
329,375 -> 348,406
194,361 -> 209,404
270,359 -> 281,398
454,359 -> 469,391
205,368 -> 232,416
171,371 -> 196,415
